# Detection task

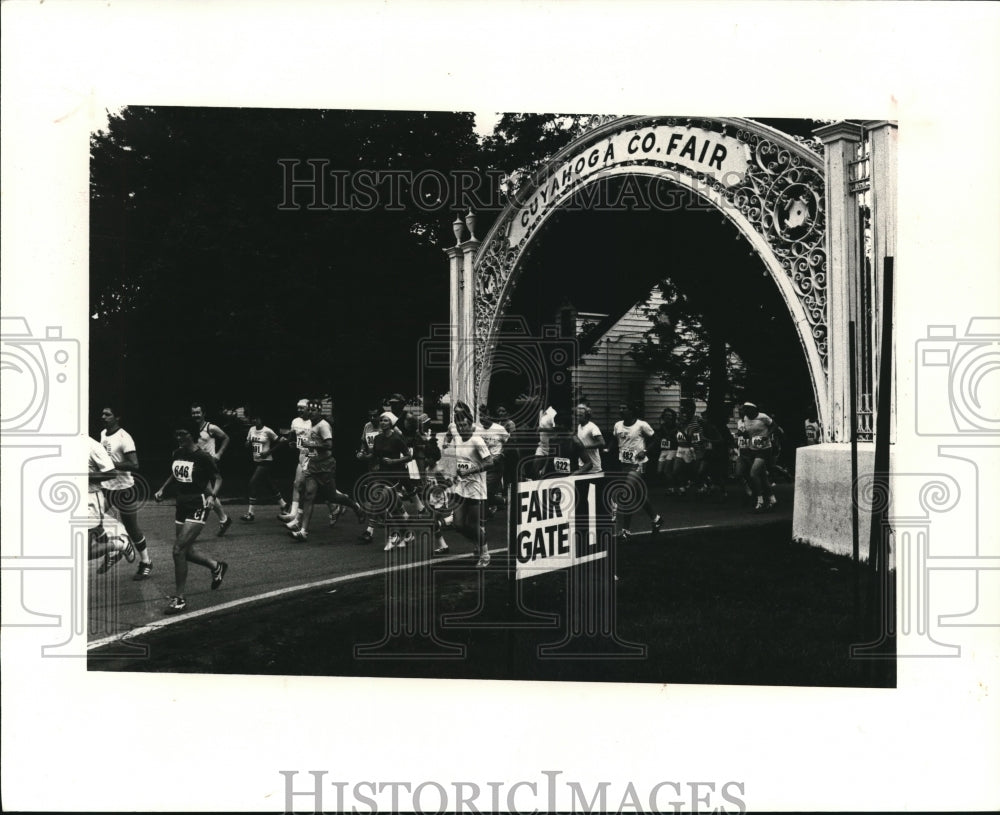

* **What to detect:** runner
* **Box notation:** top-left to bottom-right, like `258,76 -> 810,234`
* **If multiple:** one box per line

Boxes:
493,403 -> 518,495
154,428 -> 229,615
672,399 -> 698,496
99,405 -> 152,579
358,411 -> 412,551
736,402 -> 777,513
573,404 -> 605,475
279,399 -> 344,530
288,399 -> 363,542
354,406 -> 382,543
190,403 -> 232,536
397,400 -> 431,518
533,404 -> 558,478
696,410 -> 728,501
655,408 -> 679,493
611,402 -> 662,540
241,411 -> 288,522
804,408 -> 823,446
475,404 -> 510,518
440,410 -> 493,566
88,436 -> 135,571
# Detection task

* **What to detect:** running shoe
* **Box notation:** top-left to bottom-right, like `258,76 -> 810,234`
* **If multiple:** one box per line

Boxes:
754,498 -> 765,513
400,531 -> 415,548
476,551 -> 491,568
96,550 -> 123,574
277,510 -> 297,522
164,596 -> 187,614
651,515 -> 663,534
434,541 -> 450,555
133,561 -> 152,581
768,494 -> 778,510
329,506 -> 345,527
278,501 -> 290,515
241,513 -> 255,522
284,519 -> 301,532
122,538 -> 137,563
357,529 -> 374,544
216,516 -> 233,537
617,529 -> 632,543
211,560 -> 228,589
289,529 -> 308,543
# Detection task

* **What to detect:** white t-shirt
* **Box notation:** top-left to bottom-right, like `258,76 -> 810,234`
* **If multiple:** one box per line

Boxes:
291,416 -> 312,466
247,426 -> 279,463
613,419 -> 655,465
89,437 -> 115,494
474,421 -> 510,457
88,437 -> 115,522
739,413 -> 774,450
453,433 -> 491,500
195,421 -> 222,457
100,427 -> 136,491
576,421 -> 604,473
535,406 -> 557,456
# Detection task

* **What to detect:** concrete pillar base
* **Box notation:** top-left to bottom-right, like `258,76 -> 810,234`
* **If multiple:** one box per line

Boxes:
792,442 -> 893,560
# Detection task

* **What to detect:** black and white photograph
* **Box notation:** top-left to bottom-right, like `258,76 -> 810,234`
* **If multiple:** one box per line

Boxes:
2,2 -> 998,813
83,107 -> 898,691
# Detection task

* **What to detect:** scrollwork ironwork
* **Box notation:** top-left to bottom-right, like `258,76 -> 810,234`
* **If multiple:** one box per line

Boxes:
471,116 -> 829,398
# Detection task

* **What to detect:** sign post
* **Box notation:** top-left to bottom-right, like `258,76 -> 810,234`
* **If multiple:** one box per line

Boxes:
511,472 -> 646,659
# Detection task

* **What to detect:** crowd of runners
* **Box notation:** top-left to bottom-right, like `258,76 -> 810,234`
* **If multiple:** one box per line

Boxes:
87,393 -> 814,615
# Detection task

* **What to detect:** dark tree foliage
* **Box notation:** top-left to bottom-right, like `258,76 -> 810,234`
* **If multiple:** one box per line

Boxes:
90,107 -> 478,469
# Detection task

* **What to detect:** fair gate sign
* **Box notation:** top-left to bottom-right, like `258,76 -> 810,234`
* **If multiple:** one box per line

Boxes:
508,124 -> 750,247
511,474 -> 613,579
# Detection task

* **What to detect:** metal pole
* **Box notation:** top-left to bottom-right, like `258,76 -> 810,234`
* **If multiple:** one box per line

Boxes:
849,321 -> 860,624
868,257 -> 894,625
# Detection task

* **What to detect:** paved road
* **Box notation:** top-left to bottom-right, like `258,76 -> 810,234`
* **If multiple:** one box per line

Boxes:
87,481 -> 794,647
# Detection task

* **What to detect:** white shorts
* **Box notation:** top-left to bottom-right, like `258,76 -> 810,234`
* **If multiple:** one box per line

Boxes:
87,490 -> 107,525
676,447 -> 695,464
658,450 -> 677,463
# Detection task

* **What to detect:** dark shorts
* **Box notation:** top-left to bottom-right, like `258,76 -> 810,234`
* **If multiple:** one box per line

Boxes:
175,494 -> 209,524
305,470 -> 339,501
741,446 -> 773,464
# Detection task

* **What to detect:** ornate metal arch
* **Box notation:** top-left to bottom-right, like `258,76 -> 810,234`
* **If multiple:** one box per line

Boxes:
471,115 -> 828,418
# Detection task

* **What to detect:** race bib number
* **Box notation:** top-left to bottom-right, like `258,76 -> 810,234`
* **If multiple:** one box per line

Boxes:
737,437 -> 748,450
457,461 -> 473,474
296,434 -> 307,450
252,442 -> 263,456
553,457 -> 571,473
365,432 -> 377,448
620,449 -> 635,463
191,506 -> 207,522
172,460 -> 194,483
660,439 -> 670,449
750,436 -> 770,450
